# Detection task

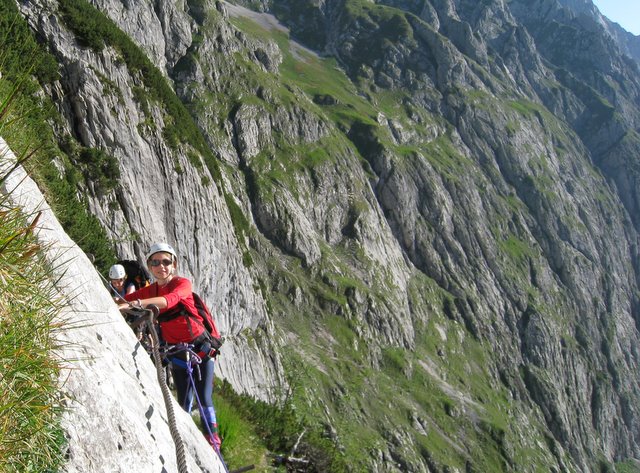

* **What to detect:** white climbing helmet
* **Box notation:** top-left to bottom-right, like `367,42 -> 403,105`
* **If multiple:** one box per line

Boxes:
146,242 -> 177,262
109,264 -> 127,280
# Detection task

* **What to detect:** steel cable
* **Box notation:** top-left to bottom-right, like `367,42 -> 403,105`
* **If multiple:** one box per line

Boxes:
146,305 -> 190,473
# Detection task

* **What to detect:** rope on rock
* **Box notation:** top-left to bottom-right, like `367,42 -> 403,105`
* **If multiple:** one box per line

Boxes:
146,305 -> 190,473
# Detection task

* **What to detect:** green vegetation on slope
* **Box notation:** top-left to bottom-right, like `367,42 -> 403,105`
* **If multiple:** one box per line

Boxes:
0,168 -> 66,472
57,0 -> 220,177
0,1 -> 117,271
217,379 -> 348,472
0,86 -> 65,473
3,0 -> 620,470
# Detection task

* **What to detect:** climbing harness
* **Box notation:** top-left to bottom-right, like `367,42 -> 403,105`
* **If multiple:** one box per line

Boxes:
163,342 -> 255,473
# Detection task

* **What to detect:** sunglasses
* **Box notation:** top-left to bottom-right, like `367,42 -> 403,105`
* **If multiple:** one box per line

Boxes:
149,258 -> 173,267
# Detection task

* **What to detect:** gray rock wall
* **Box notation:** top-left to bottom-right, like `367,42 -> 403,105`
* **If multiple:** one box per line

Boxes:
0,137 -> 223,472
19,0 -> 286,402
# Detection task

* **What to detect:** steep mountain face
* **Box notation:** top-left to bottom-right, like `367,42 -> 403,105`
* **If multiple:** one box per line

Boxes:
13,0 -> 640,471
19,0 -> 285,401
557,0 -> 640,64
1,139 -> 224,473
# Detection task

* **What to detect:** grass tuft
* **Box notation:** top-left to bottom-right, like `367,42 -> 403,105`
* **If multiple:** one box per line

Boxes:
0,149 -> 66,472
0,14 -> 67,467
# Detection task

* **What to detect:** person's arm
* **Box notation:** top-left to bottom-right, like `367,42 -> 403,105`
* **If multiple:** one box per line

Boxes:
117,278 -> 191,311
118,285 -> 156,310
125,283 -> 136,295
118,296 -> 167,311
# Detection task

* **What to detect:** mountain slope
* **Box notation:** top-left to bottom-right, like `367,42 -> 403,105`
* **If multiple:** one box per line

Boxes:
7,0 -> 640,471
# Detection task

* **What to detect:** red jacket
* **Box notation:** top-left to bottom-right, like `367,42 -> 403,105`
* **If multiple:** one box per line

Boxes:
125,276 -> 204,343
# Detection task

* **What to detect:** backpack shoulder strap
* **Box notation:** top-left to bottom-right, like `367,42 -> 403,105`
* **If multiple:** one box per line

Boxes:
192,292 -> 221,340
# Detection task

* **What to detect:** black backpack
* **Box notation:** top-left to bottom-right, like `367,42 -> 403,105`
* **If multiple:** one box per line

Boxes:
117,259 -> 151,289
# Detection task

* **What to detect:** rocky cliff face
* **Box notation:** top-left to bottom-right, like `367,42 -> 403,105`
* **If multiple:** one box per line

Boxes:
12,0 -> 640,471
1,138 -> 224,472
557,0 -> 640,64
19,0 -> 285,402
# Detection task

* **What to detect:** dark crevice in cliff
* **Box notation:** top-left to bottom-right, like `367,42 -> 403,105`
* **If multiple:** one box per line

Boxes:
345,119 -> 462,301
229,105 -> 302,263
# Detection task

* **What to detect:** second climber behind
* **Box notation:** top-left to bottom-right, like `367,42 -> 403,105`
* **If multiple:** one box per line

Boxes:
108,263 -> 135,300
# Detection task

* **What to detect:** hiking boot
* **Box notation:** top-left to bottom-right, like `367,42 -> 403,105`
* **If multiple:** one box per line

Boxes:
205,432 -> 222,451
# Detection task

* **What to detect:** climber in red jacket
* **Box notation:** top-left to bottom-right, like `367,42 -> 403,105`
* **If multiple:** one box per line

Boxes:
118,242 -> 222,451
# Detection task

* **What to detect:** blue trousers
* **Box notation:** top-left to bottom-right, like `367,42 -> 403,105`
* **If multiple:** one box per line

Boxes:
172,357 -> 218,428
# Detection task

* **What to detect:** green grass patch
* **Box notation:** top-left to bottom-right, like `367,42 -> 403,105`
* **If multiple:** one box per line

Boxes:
615,460 -> 640,473
223,192 -> 254,267
214,393 -> 269,471
229,13 -> 378,132
381,347 -> 409,374
217,378 -> 349,472
342,1 -> 414,45
507,98 -> 545,117
0,206 -> 66,473
498,235 -> 534,262
421,135 -> 470,179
